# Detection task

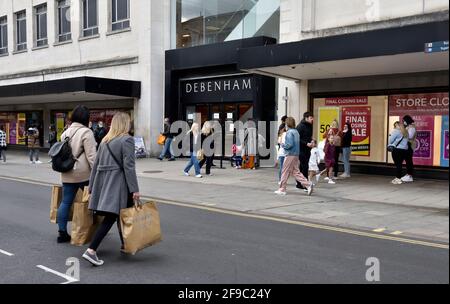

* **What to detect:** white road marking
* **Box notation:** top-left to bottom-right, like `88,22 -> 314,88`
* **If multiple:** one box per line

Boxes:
373,228 -> 387,233
0,249 -> 14,256
36,265 -> 79,284
391,231 -> 404,235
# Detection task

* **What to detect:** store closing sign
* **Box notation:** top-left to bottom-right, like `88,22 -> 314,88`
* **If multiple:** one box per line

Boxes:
342,107 -> 371,157
412,116 -> 435,166
389,93 -> 449,116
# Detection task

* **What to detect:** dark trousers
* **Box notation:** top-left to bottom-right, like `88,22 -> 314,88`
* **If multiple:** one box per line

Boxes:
392,148 -> 413,179
90,213 -> 124,251
199,156 -> 213,175
334,147 -> 341,177
297,152 -> 310,188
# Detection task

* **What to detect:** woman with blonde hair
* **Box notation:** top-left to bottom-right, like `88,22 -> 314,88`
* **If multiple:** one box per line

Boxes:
183,123 -> 203,178
82,112 -> 140,266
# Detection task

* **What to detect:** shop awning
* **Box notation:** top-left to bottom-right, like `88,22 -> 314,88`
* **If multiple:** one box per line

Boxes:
237,21 -> 449,80
0,77 -> 141,105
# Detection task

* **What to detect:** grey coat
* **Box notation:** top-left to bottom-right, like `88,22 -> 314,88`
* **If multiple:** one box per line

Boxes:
89,136 -> 139,215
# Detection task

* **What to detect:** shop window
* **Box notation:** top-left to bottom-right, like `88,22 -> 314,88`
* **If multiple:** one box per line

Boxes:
313,96 -> 388,163
388,93 -> 449,168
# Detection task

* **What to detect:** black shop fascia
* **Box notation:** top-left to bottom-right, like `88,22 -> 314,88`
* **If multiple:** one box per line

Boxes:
165,37 -> 276,130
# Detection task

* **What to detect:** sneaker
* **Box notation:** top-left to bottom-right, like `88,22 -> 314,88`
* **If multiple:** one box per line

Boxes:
303,188 -> 308,193
206,173 -> 213,176
274,190 -> 287,196
57,231 -> 71,243
35,161 -> 43,164
391,178 -> 403,185
30,161 -> 35,164
401,175 -> 414,183
183,171 -> 190,176
157,157 -> 163,161
82,250 -> 104,267
324,177 -> 330,182
328,180 -> 336,184
168,158 -> 176,162
307,184 -> 314,196
340,173 -> 350,178
195,174 -> 203,178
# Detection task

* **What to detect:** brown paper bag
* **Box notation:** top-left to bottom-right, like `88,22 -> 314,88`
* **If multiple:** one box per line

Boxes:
120,201 -> 162,255
70,188 -> 101,246
50,185 -> 74,224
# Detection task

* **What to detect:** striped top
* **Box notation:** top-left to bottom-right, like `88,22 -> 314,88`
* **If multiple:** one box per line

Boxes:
0,130 -> 6,147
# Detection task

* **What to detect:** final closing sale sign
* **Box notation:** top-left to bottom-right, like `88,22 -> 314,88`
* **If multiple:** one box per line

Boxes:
342,107 -> 371,156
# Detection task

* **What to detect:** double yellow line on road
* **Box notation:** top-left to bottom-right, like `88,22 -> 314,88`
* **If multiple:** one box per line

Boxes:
1,175 -> 448,250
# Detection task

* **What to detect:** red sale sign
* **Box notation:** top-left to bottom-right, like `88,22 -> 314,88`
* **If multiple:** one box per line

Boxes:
412,116 -> 435,166
342,107 -> 371,156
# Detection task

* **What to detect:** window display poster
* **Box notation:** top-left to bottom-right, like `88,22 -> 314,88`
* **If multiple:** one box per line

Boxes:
342,107 -> 371,156
441,116 -> 449,167
412,116 -> 435,166
134,136 -> 148,159
56,113 -> 66,141
318,107 -> 340,141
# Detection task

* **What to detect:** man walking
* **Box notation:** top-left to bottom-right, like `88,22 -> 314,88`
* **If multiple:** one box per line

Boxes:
158,118 -> 176,161
94,121 -> 107,149
27,125 -> 42,164
296,112 -> 314,190
0,125 -> 7,163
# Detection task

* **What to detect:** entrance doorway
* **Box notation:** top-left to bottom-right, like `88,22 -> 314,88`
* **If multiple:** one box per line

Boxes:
186,103 -> 253,157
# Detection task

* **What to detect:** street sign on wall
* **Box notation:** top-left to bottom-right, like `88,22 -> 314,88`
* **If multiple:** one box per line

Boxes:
424,41 -> 449,53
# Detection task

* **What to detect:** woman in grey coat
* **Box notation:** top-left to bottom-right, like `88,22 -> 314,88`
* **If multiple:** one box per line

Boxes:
82,112 -> 140,266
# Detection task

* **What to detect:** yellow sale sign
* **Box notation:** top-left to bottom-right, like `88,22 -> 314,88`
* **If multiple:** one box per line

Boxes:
318,107 -> 340,141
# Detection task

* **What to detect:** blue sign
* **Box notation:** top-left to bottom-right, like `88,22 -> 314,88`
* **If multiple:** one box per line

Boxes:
425,41 -> 449,53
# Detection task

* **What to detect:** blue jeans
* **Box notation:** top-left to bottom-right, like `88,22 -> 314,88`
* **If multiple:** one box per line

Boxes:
184,154 -> 201,176
57,181 -> 89,232
278,156 -> 285,181
29,148 -> 39,162
342,147 -> 351,175
159,138 -> 175,159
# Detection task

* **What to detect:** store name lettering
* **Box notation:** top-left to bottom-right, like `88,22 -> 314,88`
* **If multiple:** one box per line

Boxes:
185,78 -> 252,94
395,97 -> 449,108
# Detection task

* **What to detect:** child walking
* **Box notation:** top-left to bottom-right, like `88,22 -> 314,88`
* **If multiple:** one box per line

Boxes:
308,140 -> 322,185
324,134 -> 337,184
232,144 -> 243,169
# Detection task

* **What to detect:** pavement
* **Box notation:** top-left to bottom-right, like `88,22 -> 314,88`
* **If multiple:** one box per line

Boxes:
0,179 -> 448,284
0,151 -> 449,244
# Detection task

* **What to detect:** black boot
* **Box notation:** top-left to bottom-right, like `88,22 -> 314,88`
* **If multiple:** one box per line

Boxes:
57,231 -> 71,243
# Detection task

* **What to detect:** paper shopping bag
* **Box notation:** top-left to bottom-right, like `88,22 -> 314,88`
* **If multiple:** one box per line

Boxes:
50,185 -> 74,224
70,188 -> 101,246
120,201 -> 162,255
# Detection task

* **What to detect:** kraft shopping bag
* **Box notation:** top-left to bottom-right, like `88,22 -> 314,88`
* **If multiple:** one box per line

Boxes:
50,185 -> 74,224
70,188 -> 102,246
120,201 -> 162,255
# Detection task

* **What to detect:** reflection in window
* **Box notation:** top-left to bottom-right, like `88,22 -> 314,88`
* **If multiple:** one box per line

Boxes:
111,0 -> 130,31
35,4 -> 48,47
82,0 -> 98,37
15,11 -> 27,51
0,16 -> 7,55
57,0 -> 71,42
174,0 -> 279,48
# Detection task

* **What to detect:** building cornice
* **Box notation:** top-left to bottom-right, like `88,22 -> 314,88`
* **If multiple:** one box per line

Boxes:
0,57 -> 139,81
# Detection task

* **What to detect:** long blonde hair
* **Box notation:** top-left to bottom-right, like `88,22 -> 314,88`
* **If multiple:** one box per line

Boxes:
188,123 -> 200,136
202,121 -> 212,135
102,112 -> 131,144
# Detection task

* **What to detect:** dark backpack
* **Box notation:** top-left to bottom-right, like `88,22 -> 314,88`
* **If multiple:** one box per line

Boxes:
48,128 -> 84,173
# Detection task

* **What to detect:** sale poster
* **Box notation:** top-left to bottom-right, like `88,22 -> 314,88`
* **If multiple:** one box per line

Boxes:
412,116 -> 434,166
441,116 -> 449,167
318,107 -> 340,141
342,107 -> 371,157
17,113 -> 26,146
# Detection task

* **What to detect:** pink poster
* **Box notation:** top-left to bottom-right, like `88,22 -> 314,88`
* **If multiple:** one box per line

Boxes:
412,116 -> 435,166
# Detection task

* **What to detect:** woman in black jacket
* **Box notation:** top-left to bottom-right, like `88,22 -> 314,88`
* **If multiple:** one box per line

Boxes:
340,123 -> 353,178
199,121 -> 215,176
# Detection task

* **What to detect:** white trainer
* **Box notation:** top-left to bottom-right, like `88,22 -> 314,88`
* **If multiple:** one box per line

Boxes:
274,190 -> 287,196
35,161 -> 43,164
391,178 -> 403,185
401,175 -> 414,183
183,171 -> 190,176
195,174 -> 203,178
328,180 -> 336,185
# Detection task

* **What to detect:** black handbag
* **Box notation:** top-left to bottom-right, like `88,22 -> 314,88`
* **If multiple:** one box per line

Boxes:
387,136 -> 405,153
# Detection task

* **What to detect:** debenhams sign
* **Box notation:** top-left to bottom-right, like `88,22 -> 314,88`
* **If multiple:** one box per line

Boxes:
181,76 -> 254,103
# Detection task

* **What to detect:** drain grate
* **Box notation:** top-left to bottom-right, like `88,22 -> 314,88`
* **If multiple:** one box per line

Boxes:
142,170 -> 163,174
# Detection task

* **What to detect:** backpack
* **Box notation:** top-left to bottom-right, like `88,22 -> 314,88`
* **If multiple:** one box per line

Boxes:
48,128 -> 85,173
